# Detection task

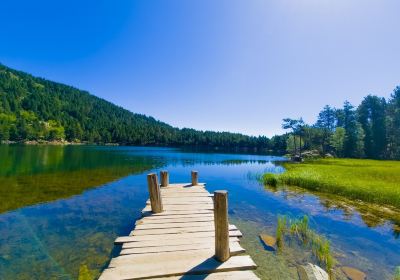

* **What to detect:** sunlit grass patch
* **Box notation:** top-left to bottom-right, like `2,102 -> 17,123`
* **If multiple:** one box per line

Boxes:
262,158 -> 400,208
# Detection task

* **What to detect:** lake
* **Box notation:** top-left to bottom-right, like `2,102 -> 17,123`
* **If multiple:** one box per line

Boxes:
0,145 -> 399,279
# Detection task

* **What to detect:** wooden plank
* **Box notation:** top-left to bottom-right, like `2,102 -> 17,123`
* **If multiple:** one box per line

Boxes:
150,205 -> 214,210
136,216 -> 214,225
134,221 -> 214,230
147,201 -> 213,206
115,230 -> 242,244
160,192 -> 209,196
161,196 -> 212,200
121,237 -> 240,249
161,188 -> 207,192
142,205 -> 214,212
165,183 -> 206,187
100,255 -> 257,280
158,196 -> 210,199
129,225 -> 238,236
147,271 -> 260,280
133,224 -> 237,232
119,241 -> 244,256
161,188 -> 207,191
147,197 -> 212,204
134,223 -> 237,231
160,192 -> 211,195
161,185 -> 206,189
138,213 -> 214,221
142,210 -> 214,216
162,204 -> 213,209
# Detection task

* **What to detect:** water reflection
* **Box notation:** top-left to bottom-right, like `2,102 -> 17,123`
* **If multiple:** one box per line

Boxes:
0,145 -> 163,213
264,184 -> 400,238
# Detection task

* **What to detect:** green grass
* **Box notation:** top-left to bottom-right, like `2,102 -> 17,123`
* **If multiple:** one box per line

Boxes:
262,158 -> 400,208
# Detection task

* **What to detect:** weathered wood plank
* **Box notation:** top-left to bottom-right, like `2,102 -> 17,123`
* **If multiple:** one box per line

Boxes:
147,197 -> 212,204
129,224 -> 238,236
134,222 -> 237,231
165,183 -> 206,187
100,255 -> 256,280
147,271 -> 260,280
158,194 -> 212,199
115,230 -> 242,244
142,210 -> 214,216
134,221 -> 214,230
161,184 -> 206,189
119,241 -> 244,256
147,201 -> 213,206
136,216 -> 214,225
161,188 -> 207,193
142,205 -> 214,212
121,237 -> 240,249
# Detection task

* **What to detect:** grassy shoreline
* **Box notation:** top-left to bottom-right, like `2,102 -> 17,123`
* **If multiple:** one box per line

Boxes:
262,158 -> 400,208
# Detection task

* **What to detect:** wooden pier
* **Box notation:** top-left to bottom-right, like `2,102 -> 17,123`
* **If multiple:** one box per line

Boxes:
99,171 -> 259,280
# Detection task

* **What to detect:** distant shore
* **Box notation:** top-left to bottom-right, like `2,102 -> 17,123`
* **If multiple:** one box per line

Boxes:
0,140 -> 120,146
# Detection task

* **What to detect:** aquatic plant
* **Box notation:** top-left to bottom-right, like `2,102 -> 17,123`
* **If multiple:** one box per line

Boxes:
309,232 -> 335,276
289,215 -> 309,244
276,215 -> 336,277
394,266 -> 400,280
262,158 -> 400,208
78,264 -> 93,280
262,173 -> 279,187
276,215 -> 287,248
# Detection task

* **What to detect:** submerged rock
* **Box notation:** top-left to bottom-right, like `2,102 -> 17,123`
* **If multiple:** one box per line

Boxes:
341,266 -> 366,280
297,263 -> 328,280
259,234 -> 276,250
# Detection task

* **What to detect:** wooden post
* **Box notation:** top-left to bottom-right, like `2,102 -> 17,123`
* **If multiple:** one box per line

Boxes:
160,171 -> 169,187
191,170 -> 198,186
214,190 -> 230,262
147,173 -> 163,213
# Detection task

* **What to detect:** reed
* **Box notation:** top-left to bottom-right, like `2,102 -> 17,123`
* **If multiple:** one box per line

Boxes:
276,215 -> 287,249
275,215 -> 336,277
262,173 -> 278,187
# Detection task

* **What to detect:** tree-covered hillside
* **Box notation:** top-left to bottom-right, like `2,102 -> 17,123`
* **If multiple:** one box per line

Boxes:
0,64 -> 285,151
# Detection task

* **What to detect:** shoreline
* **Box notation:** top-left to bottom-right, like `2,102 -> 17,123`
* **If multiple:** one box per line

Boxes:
0,140 -> 119,146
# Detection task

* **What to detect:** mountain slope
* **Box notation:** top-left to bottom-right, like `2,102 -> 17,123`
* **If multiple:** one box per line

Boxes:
0,64 -> 278,149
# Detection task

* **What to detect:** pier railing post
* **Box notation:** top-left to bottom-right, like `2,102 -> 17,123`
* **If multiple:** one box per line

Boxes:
214,190 -> 230,262
147,173 -> 163,213
160,171 -> 169,187
191,170 -> 198,186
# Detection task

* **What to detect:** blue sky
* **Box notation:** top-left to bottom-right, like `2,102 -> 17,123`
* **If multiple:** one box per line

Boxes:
1,0 -> 399,136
